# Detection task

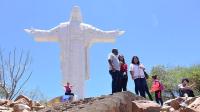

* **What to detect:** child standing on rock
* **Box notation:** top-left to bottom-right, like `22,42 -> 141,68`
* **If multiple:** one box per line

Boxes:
150,75 -> 164,106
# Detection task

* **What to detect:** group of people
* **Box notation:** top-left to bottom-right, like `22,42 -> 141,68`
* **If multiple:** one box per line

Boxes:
61,48 -> 195,104
108,48 -> 158,103
108,49 -> 149,93
108,48 -> 195,106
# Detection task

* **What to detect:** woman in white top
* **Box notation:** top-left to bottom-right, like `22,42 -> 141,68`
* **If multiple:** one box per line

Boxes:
130,56 -> 146,98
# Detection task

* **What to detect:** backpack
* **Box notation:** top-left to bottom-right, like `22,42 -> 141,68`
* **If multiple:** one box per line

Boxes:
144,70 -> 149,79
159,81 -> 165,91
155,80 -> 165,91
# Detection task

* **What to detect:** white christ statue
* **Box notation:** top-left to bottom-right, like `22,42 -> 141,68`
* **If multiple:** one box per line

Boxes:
25,6 -> 124,99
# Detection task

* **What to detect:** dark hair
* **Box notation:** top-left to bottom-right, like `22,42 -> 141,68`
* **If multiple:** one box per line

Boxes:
118,55 -> 126,64
182,78 -> 189,83
112,48 -> 118,53
152,75 -> 157,79
112,48 -> 118,55
131,56 -> 140,65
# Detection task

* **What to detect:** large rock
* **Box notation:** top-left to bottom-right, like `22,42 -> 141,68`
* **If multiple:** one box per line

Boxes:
0,106 -> 11,110
160,105 -> 171,112
179,107 -> 196,112
132,100 -> 161,112
162,96 -> 200,112
14,95 -> 32,108
164,97 -> 184,110
184,97 -> 197,105
32,101 -> 45,111
13,103 -> 31,112
188,97 -> 200,112
0,99 -> 8,106
40,91 -> 145,112
170,99 -> 181,110
0,95 -> 45,112
0,106 -> 13,112
40,92 -> 200,112
78,91 -> 144,112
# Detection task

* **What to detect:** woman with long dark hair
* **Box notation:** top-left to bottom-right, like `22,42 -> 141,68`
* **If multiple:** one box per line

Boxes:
129,56 -> 146,97
118,54 -> 128,91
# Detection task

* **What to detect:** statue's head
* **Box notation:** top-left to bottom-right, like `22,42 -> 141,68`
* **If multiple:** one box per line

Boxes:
70,6 -> 82,23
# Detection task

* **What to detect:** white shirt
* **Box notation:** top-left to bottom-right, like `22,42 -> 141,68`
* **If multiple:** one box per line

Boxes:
108,53 -> 120,71
129,64 -> 145,79
178,84 -> 187,89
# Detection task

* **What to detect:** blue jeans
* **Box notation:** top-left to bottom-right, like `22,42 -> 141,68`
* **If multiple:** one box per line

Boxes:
134,78 -> 146,98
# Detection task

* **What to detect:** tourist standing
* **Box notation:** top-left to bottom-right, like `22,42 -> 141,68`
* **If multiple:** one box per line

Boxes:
108,48 -> 121,93
118,54 -> 128,91
150,75 -> 163,106
130,56 -> 146,98
144,82 -> 153,100
143,71 -> 153,101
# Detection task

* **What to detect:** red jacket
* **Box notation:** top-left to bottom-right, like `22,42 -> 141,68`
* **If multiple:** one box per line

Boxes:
150,80 -> 161,92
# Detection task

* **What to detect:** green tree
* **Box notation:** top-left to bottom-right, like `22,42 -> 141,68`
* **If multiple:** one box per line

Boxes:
149,65 -> 200,100
186,65 -> 200,95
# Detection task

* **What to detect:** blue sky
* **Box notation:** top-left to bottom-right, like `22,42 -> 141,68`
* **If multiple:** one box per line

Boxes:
0,0 -> 200,100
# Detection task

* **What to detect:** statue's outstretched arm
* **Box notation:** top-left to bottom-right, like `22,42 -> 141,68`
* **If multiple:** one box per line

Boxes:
24,27 -> 59,42
83,25 -> 124,80
88,26 -> 125,43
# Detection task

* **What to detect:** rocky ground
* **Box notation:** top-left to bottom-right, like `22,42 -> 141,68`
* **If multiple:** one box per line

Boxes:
0,95 -> 45,112
41,91 -> 200,112
1,91 -> 200,112
40,91 -> 146,112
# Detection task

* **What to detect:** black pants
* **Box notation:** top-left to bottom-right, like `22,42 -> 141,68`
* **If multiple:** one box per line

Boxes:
134,78 -> 146,98
144,79 -> 153,101
155,90 -> 163,106
121,72 -> 128,91
179,89 -> 195,97
65,92 -> 74,96
109,70 -> 121,93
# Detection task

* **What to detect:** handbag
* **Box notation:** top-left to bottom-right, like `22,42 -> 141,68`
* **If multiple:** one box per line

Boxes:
144,70 -> 149,79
